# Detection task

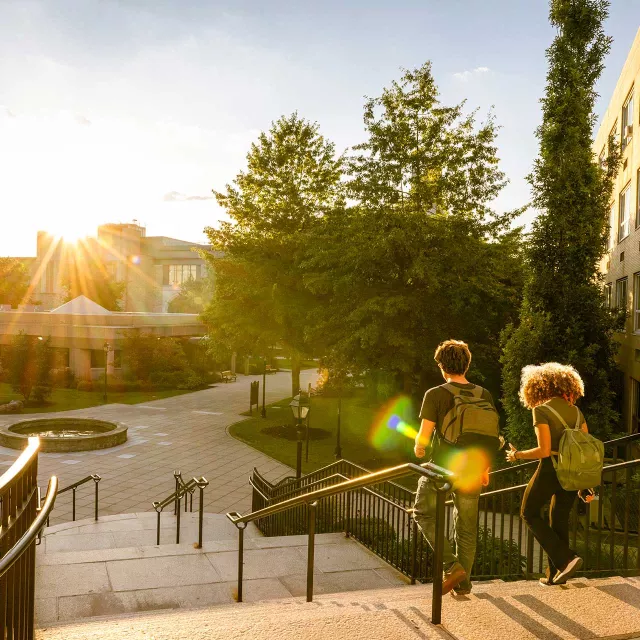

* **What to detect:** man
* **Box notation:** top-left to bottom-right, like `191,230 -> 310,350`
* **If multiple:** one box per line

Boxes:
413,339 -> 500,596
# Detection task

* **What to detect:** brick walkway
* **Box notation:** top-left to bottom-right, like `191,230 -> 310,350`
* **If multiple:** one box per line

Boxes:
0,370 -> 317,523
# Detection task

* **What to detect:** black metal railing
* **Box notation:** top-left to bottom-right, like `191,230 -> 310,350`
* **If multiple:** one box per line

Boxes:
47,474 -> 101,526
153,471 -> 209,547
253,453 -> 640,587
0,438 -> 58,640
228,461 -> 453,624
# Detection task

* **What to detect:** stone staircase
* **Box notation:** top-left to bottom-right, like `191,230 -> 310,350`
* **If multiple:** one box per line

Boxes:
35,512 -> 408,626
36,574 -> 640,640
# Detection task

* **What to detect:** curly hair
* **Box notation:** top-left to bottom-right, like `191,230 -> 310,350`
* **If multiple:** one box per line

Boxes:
519,362 -> 585,409
434,340 -> 472,375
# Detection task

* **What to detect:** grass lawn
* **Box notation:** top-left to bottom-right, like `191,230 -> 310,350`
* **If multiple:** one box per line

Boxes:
0,383 -> 192,414
229,392 -> 417,480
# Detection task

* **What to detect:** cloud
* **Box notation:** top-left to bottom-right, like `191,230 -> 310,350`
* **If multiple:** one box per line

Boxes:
74,114 -> 91,126
163,190 -> 214,202
453,66 -> 491,82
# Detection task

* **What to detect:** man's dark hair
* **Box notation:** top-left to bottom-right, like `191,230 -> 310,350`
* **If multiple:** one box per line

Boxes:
434,340 -> 471,375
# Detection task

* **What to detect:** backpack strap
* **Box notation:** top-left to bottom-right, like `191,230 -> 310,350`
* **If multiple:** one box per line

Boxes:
442,383 -> 482,398
544,404 -> 580,430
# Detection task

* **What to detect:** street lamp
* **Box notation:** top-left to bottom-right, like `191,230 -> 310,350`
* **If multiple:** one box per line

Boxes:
103,342 -> 110,403
290,393 -> 310,479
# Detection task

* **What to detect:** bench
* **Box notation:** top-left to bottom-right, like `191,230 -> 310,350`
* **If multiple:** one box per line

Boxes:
221,370 -> 237,383
265,365 -> 278,374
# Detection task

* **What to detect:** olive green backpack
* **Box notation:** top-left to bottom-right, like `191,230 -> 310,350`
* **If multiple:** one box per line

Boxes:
544,404 -> 604,491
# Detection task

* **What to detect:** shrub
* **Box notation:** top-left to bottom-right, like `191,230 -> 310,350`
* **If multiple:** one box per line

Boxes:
77,380 -> 94,392
32,385 -> 52,404
473,526 -> 526,578
51,367 -> 75,389
8,333 -> 55,401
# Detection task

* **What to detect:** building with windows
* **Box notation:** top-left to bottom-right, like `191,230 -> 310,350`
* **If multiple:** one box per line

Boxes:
30,222 -> 215,312
597,27 -> 640,433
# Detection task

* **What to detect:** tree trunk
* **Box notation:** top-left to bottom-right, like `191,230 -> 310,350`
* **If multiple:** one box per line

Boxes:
291,354 -> 302,398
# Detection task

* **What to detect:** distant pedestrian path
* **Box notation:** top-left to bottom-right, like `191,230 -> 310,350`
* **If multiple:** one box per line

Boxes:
0,370 -> 318,523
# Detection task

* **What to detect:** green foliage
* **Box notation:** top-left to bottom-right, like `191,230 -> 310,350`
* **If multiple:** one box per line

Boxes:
121,332 -> 205,389
8,333 -> 54,402
473,525 -> 526,577
501,0 -> 621,446
205,112 -> 345,397
0,258 -> 31,308
167,274 -> 213,314
304,63 -> 524,398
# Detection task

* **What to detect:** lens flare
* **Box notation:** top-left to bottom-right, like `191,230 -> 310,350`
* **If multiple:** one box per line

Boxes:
442,447 -> 490,492
369,395 -> 419,451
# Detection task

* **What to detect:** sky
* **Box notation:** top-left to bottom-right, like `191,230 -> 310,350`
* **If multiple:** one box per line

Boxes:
0,0 -> 639,257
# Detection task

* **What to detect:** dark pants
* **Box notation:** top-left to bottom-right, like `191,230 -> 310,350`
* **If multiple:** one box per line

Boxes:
520,457 -> 577,575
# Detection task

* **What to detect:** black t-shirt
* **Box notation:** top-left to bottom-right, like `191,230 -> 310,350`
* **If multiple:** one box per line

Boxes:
419,382 -> 496,467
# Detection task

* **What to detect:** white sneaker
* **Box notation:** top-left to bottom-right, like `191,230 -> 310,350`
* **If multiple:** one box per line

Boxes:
554,556 -> 583,583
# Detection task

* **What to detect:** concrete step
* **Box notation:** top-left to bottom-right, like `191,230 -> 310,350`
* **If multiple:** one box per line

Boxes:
36,575 -> 640,640
40,512 -> 261,553
35,514 -> 409,626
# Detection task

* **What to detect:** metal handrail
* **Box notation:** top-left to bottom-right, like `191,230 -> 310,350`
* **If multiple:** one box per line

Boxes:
51,473 -> 101,523
489,431 -> 640,479
152,474 -> 209,547
0,438 -> 39,492
0,477 -> 58,580
227,461 -> 453,625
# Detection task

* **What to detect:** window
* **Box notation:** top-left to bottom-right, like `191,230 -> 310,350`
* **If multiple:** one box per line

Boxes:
622,89 -> 634,149
609,202 -> 616,250
168,264 -> 197,286
605,283 -> 613,308
635,273 -> 640,331
616,277 -> 628,311
619,184 -> 631,242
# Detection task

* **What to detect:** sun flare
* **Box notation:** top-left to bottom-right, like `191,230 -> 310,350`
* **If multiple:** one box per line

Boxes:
50,219 -> 97,244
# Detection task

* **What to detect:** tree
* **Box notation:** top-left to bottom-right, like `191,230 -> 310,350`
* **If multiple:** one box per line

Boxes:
60,243 -> 125,311
205,113 -> 344,396
0,258 -> 30,308
303,63 -> 524,400
501,0 -> 621,445
168,274 -> 213,314
8,333 -> 53,402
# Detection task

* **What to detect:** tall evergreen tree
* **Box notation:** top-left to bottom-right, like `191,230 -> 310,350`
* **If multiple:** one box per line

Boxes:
501,0 -> 621,445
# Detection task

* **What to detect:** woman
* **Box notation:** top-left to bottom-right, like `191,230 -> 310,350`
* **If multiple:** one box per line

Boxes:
506,362 -> 588,585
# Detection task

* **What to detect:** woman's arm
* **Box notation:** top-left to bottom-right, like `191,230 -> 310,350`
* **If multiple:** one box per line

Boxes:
506,424 -> 552,462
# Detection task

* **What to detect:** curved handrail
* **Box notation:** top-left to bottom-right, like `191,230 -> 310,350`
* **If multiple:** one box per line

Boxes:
0,476 -> 58,579
228,461 -> 452,526
59,473 -> 101,494
0,437 -> 39,492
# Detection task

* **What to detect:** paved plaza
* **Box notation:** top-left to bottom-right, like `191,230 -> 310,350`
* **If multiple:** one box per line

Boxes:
0,370 -> 317,523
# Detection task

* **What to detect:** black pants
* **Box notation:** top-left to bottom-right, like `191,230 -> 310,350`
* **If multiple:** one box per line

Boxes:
520,458 -> 577,575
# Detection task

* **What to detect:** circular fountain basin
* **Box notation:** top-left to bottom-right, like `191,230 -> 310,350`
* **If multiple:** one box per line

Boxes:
0,418 -> 127,452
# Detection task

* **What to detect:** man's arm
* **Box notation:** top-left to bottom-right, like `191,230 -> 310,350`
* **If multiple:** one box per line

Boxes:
414,419 -> 436,458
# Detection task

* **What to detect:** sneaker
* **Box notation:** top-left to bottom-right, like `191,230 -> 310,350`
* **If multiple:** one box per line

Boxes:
451,586 -> 471,597
442,562 -> 467,595
554,556 -> 583,583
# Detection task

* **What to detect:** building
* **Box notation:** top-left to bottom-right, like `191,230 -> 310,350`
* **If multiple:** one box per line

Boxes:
596,27 -> 640,433
0,295 -> 206,381
31,222 -> 214,313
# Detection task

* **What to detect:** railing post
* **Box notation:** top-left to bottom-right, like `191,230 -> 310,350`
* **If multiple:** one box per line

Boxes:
72,487 -> 76,522
431,482 -> 448,626
307,501 -> 317,602
156,509 -> 161,545
176,493 -> 181,544
195,478 -> 209,549
237,524 -> 246,602
93,475 -> 101,521
173,470 -> 180,516
411,519 -> 418,585
345,491 -> 351,538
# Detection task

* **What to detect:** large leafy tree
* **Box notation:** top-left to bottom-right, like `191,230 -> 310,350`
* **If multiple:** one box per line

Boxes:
304,63 -> 524,399
204,113 -> 344,395
168,274 -> 213,314
0,258 -> 30,308
501,0 -> 621,445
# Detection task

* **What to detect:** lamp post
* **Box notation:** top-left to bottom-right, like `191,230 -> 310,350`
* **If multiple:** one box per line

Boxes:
289,393 -> 310,479
103,342 -> 110,403
261,358 -> 267,418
